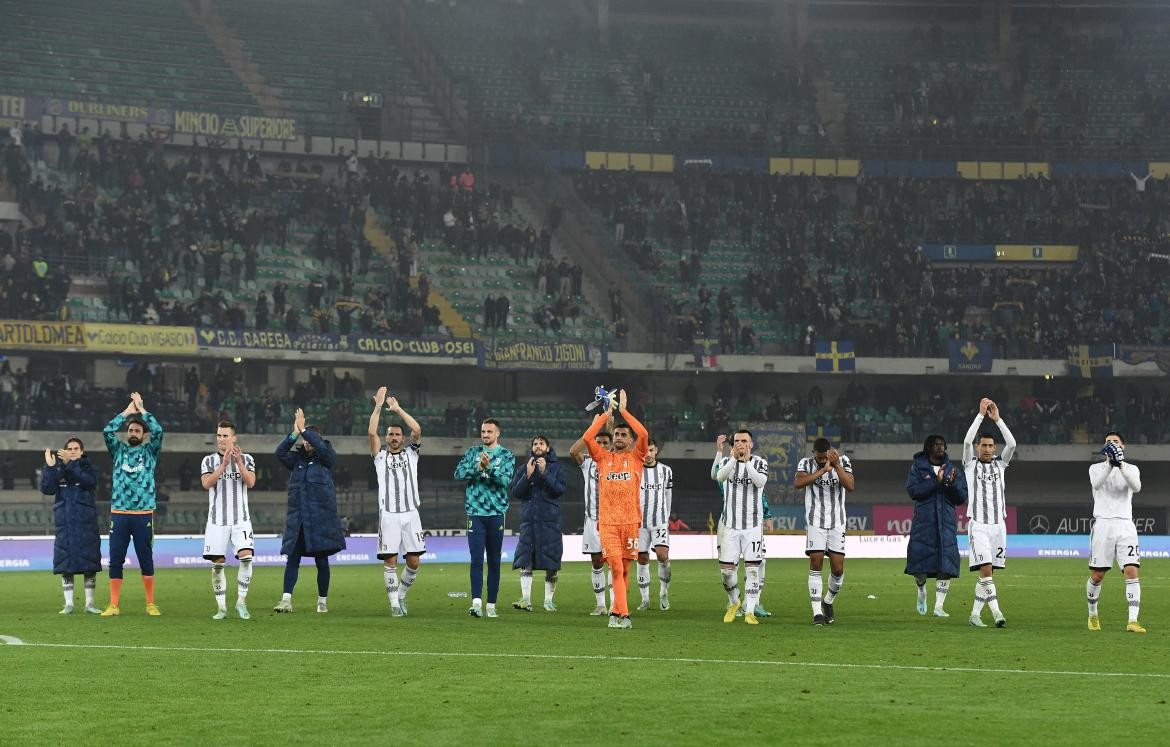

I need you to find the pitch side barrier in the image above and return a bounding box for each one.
[0,534,1167,571]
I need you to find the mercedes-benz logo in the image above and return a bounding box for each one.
[1029,515,1050,534]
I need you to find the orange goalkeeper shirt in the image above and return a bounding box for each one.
[584,411,648,526]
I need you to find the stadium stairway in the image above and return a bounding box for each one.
[362,212,472,338]
[185,0,285,117]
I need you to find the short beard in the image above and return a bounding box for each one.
[127,437,142,446]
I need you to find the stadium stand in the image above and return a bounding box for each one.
[0,0,261,116]
[411,1,820,154]
[573,166,1170,357]
[215,0,453,140]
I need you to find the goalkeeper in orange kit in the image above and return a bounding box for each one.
[582,389,648,629]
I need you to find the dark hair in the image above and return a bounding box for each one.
[482,418,501,430]
[612,419,632,435]
[531,434,550,448]
[813,437,831,453]
[977,432,997,443]
[646,437,659,449]
[126,417,146,431]
[385,423,405,435]
[217,420,237,434]
[733,429,754,441]
[923,434,946,452]
[303,424,321,436]
[1105,431,1125,444]
[595,431,612,442]
[65,437,84,451]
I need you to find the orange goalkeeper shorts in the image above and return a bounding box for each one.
[600,523,640,560]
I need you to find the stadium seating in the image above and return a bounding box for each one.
[410,2,819,154]
[812,25,1018,156]
[216,0,451,140]
[0,0,261,115]
[419,242,611,343]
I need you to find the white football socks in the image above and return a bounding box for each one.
[657,560,671,600]
[637,563,651,604]
[237,557,253,603]
[1086,578,1101,616]
[1126,578,1141,623]
[825,573,844,604]
[934,579,950,612]
[591,566,606,606]
[62,574,74,608]
[400,566,418,603]
[384,565,400,608]
[808,570,823,616]
[519,569,533,602]
[744,565,761,616]
[212,563,227,611]
[720,567,740,606]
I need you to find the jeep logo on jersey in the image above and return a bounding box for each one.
[606,471,632,481]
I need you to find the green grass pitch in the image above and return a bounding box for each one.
[1,558,1166,745]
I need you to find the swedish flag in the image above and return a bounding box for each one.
[1067,344,1114,378]
[815,340,856,372]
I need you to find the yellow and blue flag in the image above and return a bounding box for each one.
[1067,344,1114,378]
[815,340,855,372]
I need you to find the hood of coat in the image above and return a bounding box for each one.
[913,450,952,469]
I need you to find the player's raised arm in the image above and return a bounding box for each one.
[201,452,229,490]
[389,396,423,445]
[569,437,587,466]
[618,392,649,458]
[301,427,336,468]
[483,446,516,488]
[275,428,299,470]
[103,404,134,455]
[794,457,826,489]
[582,413,609,461]
[742,457,768,489]
[1120,462,1141,493]
[942,465,967,506]
[987,402,1017,464]
[962,407,984,467]
[368,386,387,456]
[906,463,937,501]
[454,447,479,480]
[711,434,728,480]
[830,450,854,491]
[239,451,256,488]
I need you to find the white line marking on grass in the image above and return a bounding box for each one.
[0,635,24,645]
[5,640,1168,679]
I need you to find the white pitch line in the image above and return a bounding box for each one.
[2,639,1167,679]
[0,635,23,645]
